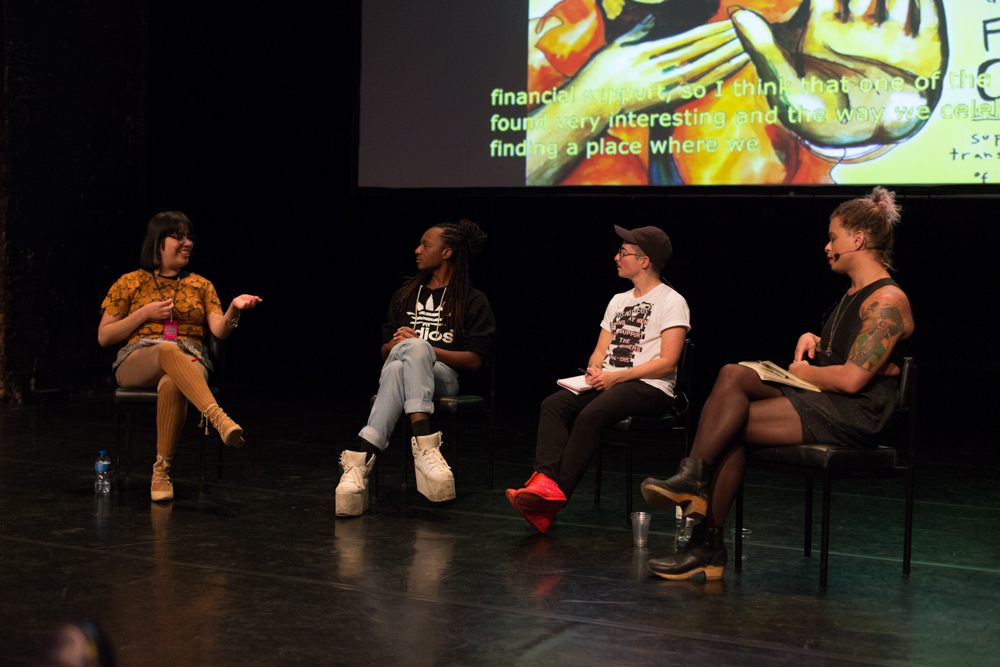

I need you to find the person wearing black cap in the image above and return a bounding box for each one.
[506,225,690,533]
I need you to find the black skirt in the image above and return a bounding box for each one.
[781,375,900,449]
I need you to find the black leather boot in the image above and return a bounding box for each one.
[640,457,710,518]
[647,525,726,581]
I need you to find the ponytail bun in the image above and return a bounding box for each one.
[831,186,902,270]
[456,219,487,255]
[868,186,901,226]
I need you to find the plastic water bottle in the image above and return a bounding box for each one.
[94,451,111,494]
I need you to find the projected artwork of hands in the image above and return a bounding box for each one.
[524,0,952,186]
[731,0,947,149]
[526,18,750,185]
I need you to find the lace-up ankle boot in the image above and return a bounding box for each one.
[151,455,174,502]
[647,524,727,581]
[506,472,567,533]
[336,450,376,516]
[640,457,710,518]
[411,432,455,502]
[199,403,244,448]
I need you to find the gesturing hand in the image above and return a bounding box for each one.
[144,299,174,320]
[231,295,262,310]
[731,0,947,148]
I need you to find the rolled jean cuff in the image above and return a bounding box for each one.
[404,398,435,415]
[358,426,389,451]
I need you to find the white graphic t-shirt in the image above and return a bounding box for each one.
[600,282,690,396]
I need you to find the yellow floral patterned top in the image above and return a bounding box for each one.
[101,269,223,345]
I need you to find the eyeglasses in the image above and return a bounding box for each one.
[166,233,197,245]
[617,246,643,260]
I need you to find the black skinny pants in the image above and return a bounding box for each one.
[534,381,674,499]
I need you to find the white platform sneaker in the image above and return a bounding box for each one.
[336,450,375,516]
[411,432,456,502]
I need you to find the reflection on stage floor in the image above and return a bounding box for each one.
[2,389,998,666]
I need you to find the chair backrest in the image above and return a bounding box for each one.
[672,339,694,415]
[897,357,916,412]
[676,338,693,390]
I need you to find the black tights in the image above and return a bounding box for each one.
[690,365,808,527]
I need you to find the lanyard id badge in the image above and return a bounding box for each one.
[153,271,180,340]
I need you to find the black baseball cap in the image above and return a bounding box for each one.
[614,225,672,271]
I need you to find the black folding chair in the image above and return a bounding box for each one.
[595,339,694,525]
[735,357,917,588]
[113,334,226,492]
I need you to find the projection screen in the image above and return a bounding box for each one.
[358,1,1000,189]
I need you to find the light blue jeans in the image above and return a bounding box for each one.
[359,338,460,450]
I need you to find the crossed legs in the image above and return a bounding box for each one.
[644,364,808,580]
[117,343,239,500]
[358,338,458,452]
[338,339,460,515]
[690,364,806,528]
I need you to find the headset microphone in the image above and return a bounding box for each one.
[832,247,882,261]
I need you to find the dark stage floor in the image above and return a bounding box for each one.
[1,390,998,666]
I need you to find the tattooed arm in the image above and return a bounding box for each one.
[789,287,914,394]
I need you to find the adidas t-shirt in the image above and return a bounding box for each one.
[600,282,690,396]
[382,283,494,364]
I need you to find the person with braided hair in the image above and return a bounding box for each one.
[641,187,914,581]
[337,220,495,516]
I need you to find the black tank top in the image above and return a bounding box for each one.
[816,278,903,368]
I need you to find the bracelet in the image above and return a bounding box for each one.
[226,314,240,329]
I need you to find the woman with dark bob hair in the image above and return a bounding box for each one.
[98,211,262,501]
[641,187,914,581]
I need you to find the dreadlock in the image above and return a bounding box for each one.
[396,219,487,338]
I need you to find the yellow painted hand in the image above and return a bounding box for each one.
[731,0,947,149]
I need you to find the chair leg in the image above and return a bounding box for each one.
[125,408,133,486]
[487,407,496,491]
[903,465,915,577]
[373,454,379,499]
[448,412,459,485]
[733,482,743,572]
[114,405,122,492]
[735,485,744,572]
[199,421,207,493]
[820,473,832,588]
[400,423,408,487]
[594,445,603,506]
[217,438,224,481]
[805,477,814,557]
[625,433,633,526]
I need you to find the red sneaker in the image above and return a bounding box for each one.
[506,472,567,533]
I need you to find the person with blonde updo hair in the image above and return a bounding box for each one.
[336,220,495,516]
[640,187,914,581]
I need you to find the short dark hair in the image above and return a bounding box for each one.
[140,211,194,272]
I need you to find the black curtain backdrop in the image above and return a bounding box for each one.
[3,1,996,459]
